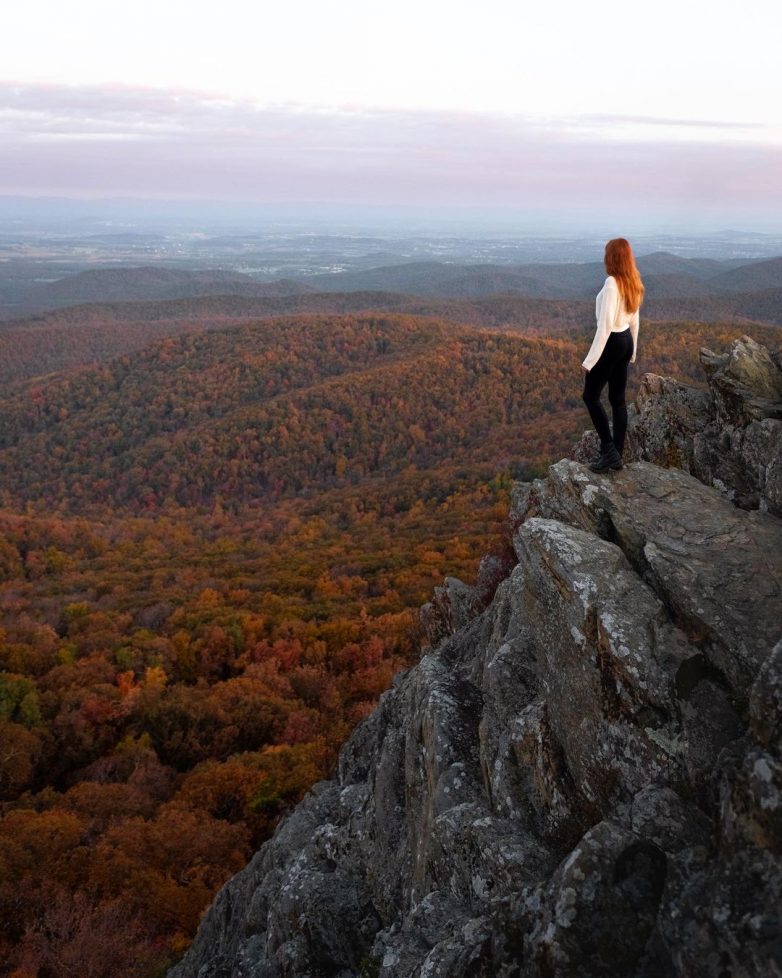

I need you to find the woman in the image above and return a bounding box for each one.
[581,238,644,472]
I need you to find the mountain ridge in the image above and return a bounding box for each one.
[4,253,781,320]
[2,287,781,387]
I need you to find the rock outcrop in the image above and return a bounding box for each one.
[571,334,782,516]
[168,335,782,978]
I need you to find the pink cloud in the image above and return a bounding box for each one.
[0,81,779,218]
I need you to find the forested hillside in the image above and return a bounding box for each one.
[2,314,779,515]
[2,285,780,385]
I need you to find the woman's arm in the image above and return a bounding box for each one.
[629,308,639,363]
[582,280,619,371]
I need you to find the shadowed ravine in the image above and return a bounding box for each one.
[168,335,782,978]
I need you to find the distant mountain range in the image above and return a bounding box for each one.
[2,284,781,386]
[3,252,781,319]
[18,265,314,309]
[298,252,782,298]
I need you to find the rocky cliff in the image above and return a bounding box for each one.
[168,335,782,978]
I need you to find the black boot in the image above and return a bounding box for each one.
[589,439,623,472]
[588,439,612,466]
[594,442,625,464]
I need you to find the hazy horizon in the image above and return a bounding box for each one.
[1,192,781,240]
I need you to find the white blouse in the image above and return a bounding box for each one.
[582,275,639,371]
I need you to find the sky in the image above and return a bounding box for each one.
[1,0,781,230]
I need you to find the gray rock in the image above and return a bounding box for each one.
[519,818,668,978]
[750,636,782,749]
[518,458,782,704]
[419,576,482,647]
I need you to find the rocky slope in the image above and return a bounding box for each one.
[168,334,782,978]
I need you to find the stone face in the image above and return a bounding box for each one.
[168,337,782,978]
[513,517,695,814]
[519,819,669,978]
[515,458,782,705]
[419,576,482,647]
[419,551,517,649]
[701,335,782,426]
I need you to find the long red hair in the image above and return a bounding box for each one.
[604,238,644,314]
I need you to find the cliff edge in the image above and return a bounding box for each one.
[168,335,782,978]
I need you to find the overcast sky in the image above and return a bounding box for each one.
[1,0,780,228]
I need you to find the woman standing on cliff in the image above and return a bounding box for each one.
[581,237,644,472]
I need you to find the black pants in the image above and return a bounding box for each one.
[582,327,633,453]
